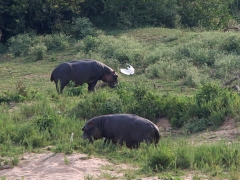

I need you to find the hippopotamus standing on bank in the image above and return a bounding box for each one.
[82,114,160,148]
[50,59,118,93]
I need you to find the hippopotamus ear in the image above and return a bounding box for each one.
[82,121,95,131]
[88,121,95,127]
[86,122,95,130]
[113,71,118,77]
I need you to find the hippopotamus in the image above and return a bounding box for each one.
[81,114,160,148]
[50,59,118,93]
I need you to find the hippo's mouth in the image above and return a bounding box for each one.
[109,81,118,88]
[82,133,93,142]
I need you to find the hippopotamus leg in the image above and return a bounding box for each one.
[104,138,113,145]
[88,80,98,91]
[56,80,69,94]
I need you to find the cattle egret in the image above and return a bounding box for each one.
[70,133,74,143]
[120,64,135,75]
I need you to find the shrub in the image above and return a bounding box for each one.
[8,34,33,57]
[183,117,208,133]
[65,81,87,96]
[193,143,240,170]
[43,33,71,51]
[82,36,98,53]
[163,96,191,128]
[188,83,240,128]
[177,45,216,67]
[35,113,57,135]
[71,17,98,40]
[145,146,175,171]
[0,43,8,54]
[71,89,125,119]
[145,59,188,80]
[28,43,47,60]
[213,54,240,80]
[182,66,210,88]
[220,35,240,54]
[96,35,144,64]
[131,90,163,120]
[0,81,34,103]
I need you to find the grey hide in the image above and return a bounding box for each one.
[82,114,160,148]
[50,59,118,93]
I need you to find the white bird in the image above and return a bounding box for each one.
[70,133,74,143]
[120,64,135,75]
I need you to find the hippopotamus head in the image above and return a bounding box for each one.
[102,70,118,88]
[82,121,102,142]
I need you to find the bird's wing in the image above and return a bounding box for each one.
[120,68,131,75]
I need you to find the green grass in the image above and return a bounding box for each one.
[1,27,240,179]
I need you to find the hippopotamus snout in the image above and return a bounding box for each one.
[82,124,100,143]
[108,79,118,88]
[82,131,93,142]
[107,72,118,88]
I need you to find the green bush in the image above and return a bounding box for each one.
[163,96,191,128]
[145,146,175,171]
[82,36,99,53]
[8,34,33,57]
[28,43,47,60]
[183,117,208,133]
[35,113,57,136]
[93,35,144,64]
[71,89,125,119]
[145,59,188,80]
[185,83,240,128]
[182,66,210,88]
[71,17,98,40]
[177,45,216,67]
[220,34,240,54]
[213,54,240,79]
[43,33,71,51]
[193,143,240,170]
[131,89,163,120]
[8,33,72,58]
[65,81,87,96]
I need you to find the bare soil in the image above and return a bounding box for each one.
[1,118,239,180]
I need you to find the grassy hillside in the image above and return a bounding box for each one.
[1,27,240,179]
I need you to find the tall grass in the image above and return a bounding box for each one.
[74,136,240,178]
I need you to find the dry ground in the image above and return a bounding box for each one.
[1,118,240,180]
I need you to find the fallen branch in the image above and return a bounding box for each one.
[224,27,240,32]
[222,73,240,92]
[223,76,240,86]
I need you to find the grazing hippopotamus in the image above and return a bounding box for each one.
[50,59,118,93]
[82,114,160,148]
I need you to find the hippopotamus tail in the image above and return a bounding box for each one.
[154,129,161,145]
[50,72,54,82]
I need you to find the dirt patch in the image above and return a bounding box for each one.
[188,118,240,145]
[0,152,134,180]
[156,117,240,143]
[24,73,50,79]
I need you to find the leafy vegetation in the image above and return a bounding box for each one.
[1,27,240,179]
[1,0,239,42]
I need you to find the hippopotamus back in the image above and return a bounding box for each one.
[50,60,118,93]
[82,114,160,148]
